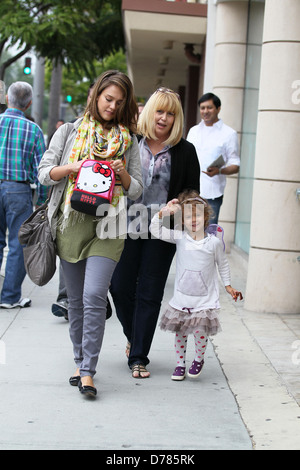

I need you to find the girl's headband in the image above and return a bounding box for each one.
[180,197,207,206]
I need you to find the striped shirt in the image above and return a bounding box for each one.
[0,108,47,205]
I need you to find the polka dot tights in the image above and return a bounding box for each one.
[175,331,208,367]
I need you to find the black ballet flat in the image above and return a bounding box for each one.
[78,380,97,398]
[69,375,81,387]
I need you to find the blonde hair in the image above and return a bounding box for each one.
[137,88,183,146]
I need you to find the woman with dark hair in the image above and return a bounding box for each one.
[110,87,200,378]
[38,70,143,398]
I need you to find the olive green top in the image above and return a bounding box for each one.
[56,196,124,263]
[38,120,143,241]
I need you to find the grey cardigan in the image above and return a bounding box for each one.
[38,118,143,239]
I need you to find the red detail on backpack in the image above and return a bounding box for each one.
[71,159,115,216]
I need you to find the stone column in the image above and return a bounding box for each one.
[213,1,249,248]
[245,0,300,313]
[47,61,63,141]
[184,65,200,137]
[32,56,45,128]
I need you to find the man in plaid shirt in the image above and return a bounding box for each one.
[0,81,47,309]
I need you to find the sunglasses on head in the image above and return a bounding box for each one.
[155,87,181,101]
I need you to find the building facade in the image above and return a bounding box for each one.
[122,0,300,314]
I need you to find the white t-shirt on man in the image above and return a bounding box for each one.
[187,119,240,199]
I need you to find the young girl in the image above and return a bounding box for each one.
[150,189,242,381]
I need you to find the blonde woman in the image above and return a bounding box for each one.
[110,87,200,378]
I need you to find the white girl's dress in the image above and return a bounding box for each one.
[150,214,231,336]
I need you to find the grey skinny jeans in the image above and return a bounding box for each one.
[61,256,117,378]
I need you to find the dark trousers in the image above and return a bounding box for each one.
[110,236,176,367]
[207,195,223,224]
[0,181,33,303]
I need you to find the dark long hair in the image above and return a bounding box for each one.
[85,70,138,133]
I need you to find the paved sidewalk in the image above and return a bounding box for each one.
[0,246,299,451]
[211,247,300,450]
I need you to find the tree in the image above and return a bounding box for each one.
[0,49,33,86]
[25,49,126,134]
[0,0,124,80]
[46,49,127,136]
[60,49,128,117]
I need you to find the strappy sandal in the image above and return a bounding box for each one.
[131,363,150,379]
[125,341,131,358]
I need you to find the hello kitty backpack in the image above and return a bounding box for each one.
[71,159,115,216]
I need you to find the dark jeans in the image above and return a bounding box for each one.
[110,236,176,368]
[207,195,223,225]
[0,181,33,303]
[57,262,68,302]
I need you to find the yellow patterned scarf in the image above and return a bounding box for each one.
[63,113,132,223]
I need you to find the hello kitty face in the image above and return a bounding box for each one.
[77,161,112,194]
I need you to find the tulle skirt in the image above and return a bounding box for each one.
[159,304,221,336]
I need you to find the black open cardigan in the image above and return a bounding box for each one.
[167,137,200,200]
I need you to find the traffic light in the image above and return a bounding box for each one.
[65,95,72,103]
[23,57,31,75]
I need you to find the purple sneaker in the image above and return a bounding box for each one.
[187,360,204,378]
[171,366,186,381]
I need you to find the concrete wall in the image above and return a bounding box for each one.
[245,0,300,313]
[212,1,249,249]
[204,0,300,313]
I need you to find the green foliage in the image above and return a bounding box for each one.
[0,50,33,86]
[61,49,128,116]
[43,48,127,101]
